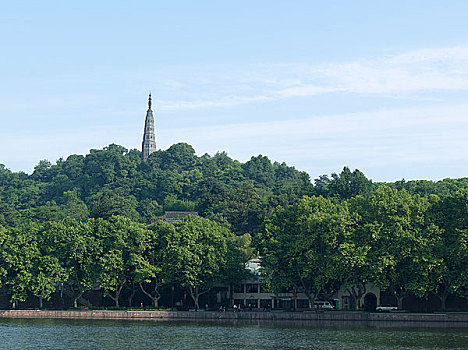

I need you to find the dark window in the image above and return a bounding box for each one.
[297,299,310,308]
[278,299,292,309]
[246,284,259,293]
[260,299,271,308]
[233,284,244,293]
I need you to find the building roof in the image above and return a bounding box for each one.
[161,211,199,224]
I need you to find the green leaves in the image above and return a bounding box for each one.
[161,215,246,308]
[90,189,140,221]
[1,221,68,305]
[257,187,467,310]
[1,143,468,310]
[257,196,351,303]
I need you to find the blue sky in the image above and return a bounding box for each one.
[1,0,468,181]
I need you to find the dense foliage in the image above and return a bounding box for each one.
[0,215,248,308]
[256,189,468,310]
[3,142,468,232]
[1,143,467,309]
[0,143,314,233]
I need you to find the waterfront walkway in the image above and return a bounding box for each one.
[1,310,467,327]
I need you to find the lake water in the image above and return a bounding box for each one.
[0,318,466,349]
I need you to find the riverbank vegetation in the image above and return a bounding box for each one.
[258,189,467,310]
[0,143,467,310]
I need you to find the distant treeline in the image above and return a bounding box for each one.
[2,142,468,232]
[0,143,467,309]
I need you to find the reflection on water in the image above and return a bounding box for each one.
[205,317,468,329]
[0,318,467,350]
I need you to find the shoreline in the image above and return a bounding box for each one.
[1,310,467,328]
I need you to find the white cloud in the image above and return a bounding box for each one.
[157,94,274,111]
[156,45,468,111]
[2,102,468,181]
[152,103,468,180]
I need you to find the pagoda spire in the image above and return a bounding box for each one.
[141,93,157,161]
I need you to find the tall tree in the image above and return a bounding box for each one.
[257,196,351,308]
[2,222,68,308]
[428,189,468,309]
[41,219,101,308]
[60,190,89,221]
[349,187,440,309]
[315,167,374,200]
[136,220,173,307]
[162,215,245,309]
[94,216,151,307]
[224,181,264,235]
[90,189,140,221]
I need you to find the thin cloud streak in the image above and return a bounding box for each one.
[155,103,468,180]
[2,46,468,181]
[3,103,468,181]
[157,45,468,112]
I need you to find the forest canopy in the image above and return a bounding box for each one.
[0,143,467,310]
[2,142,467,233]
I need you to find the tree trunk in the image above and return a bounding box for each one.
[191,286,200,310]
[300,279,319,310]
[432,285,450,311]
[127,289,136,307]
[442,286,450,310]
[188,286,210,310]
[347,284,366,310]
[397,295,404,310]
[440,287,450,310]
[347,289,359,310]
[303,289,319,310]
[73,291,85,308]
[108,285,123,307]
[39,296,43,309]
[390,285,408,311]
[139,281,161,307]
[113,294,120,308]
[441,296,447,310]
[63,285,92,308]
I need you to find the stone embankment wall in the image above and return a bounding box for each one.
[0,310,467,327]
